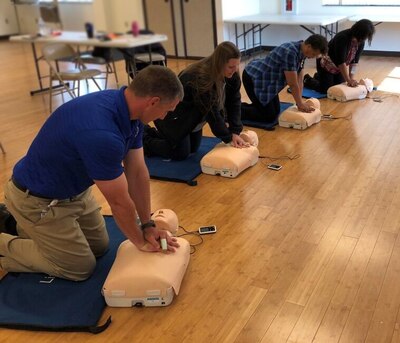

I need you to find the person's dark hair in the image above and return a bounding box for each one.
[305,34,328,55]
[128,65,183,103]
[350,19,375,45]
[181,41,241,113]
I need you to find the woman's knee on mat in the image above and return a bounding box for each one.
[169,140,192,160]
[170,147,191,161]
[319,83,331,94]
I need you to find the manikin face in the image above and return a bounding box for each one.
[152,209,178,234]
[153,209,168,220]
[223,58,240,78]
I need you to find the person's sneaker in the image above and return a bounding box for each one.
[304,75,320,90]
[143,125,160,138]
[0,204,17,236]
[303,73,312,84]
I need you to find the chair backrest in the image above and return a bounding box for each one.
[42,43,76,62]
[123,29,167,58]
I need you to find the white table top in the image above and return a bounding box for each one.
[224,14,348,26]
[348,15,400,23]
[10,31,168,48]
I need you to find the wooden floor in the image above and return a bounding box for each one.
[1,39,400,343]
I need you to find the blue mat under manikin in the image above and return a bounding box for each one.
[301,87,327,99]
[0,216,125,333]
[287,87,327,99]
[242,102,293,130]
[145,136,221,186]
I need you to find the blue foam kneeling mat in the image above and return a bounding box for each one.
[289,86,376,98]
[287,87,327,99]
[302,87,327,99]
[242,102,293,130]
[145,136,221,186]
[0,216,125,333]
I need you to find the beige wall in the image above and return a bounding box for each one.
[14,0,224,53]
[15,0,144,35]
[101,0,144,33]
[16,3,94,34]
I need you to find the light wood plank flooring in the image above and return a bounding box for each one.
[1,39,400,342]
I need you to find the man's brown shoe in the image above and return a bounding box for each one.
[0,267,7,281]
[0,203,17,235]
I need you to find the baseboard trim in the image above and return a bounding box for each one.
[363,50,400,57]
[240,45,400,58]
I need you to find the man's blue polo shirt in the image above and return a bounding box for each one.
[245,41,305,106]
[13,87,143,199]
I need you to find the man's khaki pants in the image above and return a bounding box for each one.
[0,180,109,281]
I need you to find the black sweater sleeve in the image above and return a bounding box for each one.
[224,72,243,135]
[352,41,365,64]
[205,101,233,144]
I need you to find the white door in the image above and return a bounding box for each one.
[0,0,19,36]
[181,0,216,58]
[144,0,177,56]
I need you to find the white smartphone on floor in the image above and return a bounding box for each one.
[267,164,282,171]
[198,225,217,235]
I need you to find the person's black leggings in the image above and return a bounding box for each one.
[305,59,345,94]
[143,127,202,161]
[241,69,280,123]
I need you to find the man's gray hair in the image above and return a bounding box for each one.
[128,65,184,102]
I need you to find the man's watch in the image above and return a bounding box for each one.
[140,219,156,230]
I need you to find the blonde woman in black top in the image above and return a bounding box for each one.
[143,41,247,161]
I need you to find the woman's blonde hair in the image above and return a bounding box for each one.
[181,41,240,114]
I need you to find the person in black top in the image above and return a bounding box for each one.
[143,41,247,161]
[304,19,375,93]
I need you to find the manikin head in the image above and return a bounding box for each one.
[151,209,179,235]
[239,130,259,147]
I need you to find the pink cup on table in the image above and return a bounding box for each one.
[131,21,139,37]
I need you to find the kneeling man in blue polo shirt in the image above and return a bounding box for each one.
[0,65,183,281]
